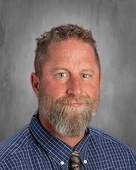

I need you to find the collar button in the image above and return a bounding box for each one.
[60,161,64,165]
[84,160,87,164]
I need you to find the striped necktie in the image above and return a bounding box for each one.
[70,150,80,170]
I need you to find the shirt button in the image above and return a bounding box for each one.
[84,160,87,164]
[60,161,64,165]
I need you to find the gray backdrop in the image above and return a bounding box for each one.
[0,0,136,151]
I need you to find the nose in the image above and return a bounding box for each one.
[66,76,83,97]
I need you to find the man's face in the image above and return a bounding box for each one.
[38,38,101,137]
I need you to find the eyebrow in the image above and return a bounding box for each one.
[81,69,94,72]
[79,69,95,75]
[53,67,94,74]
[53,67,68,71]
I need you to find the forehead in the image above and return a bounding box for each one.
[41,38,99,74]
[47,38,95,60]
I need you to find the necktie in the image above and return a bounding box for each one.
[70,150,80,170]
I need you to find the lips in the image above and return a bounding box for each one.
[63,103,84,107]
[56,95,91,107]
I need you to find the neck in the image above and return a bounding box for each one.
[39,113,85,147]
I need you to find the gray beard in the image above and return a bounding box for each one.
[39,94,99,137]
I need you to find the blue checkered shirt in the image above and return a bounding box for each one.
[0,113,136,169]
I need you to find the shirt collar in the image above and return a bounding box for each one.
[30,112,91,166]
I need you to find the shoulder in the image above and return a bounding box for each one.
[89,126,136,151]
[0,124,34,163]
[88,126,136,160]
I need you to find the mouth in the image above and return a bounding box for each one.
[64,103,84,107]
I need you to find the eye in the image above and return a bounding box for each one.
[57,73,68,78]
[82,74,90,78]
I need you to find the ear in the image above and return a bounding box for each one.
[30,73,40,98]
[100,74,102,86]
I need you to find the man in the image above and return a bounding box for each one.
[0,24,136,169]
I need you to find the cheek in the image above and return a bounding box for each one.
[45,83,67,100]
[84,83,100,98]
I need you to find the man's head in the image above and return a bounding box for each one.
[31,24,102,137]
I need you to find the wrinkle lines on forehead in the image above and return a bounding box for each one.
[45,40,95,60]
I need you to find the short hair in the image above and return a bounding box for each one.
[34,24,100,77]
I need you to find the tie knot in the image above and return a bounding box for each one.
[70,150,80,170]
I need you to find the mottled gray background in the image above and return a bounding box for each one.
[0,0,136,151]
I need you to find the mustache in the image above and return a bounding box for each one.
[55,95,92,105]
